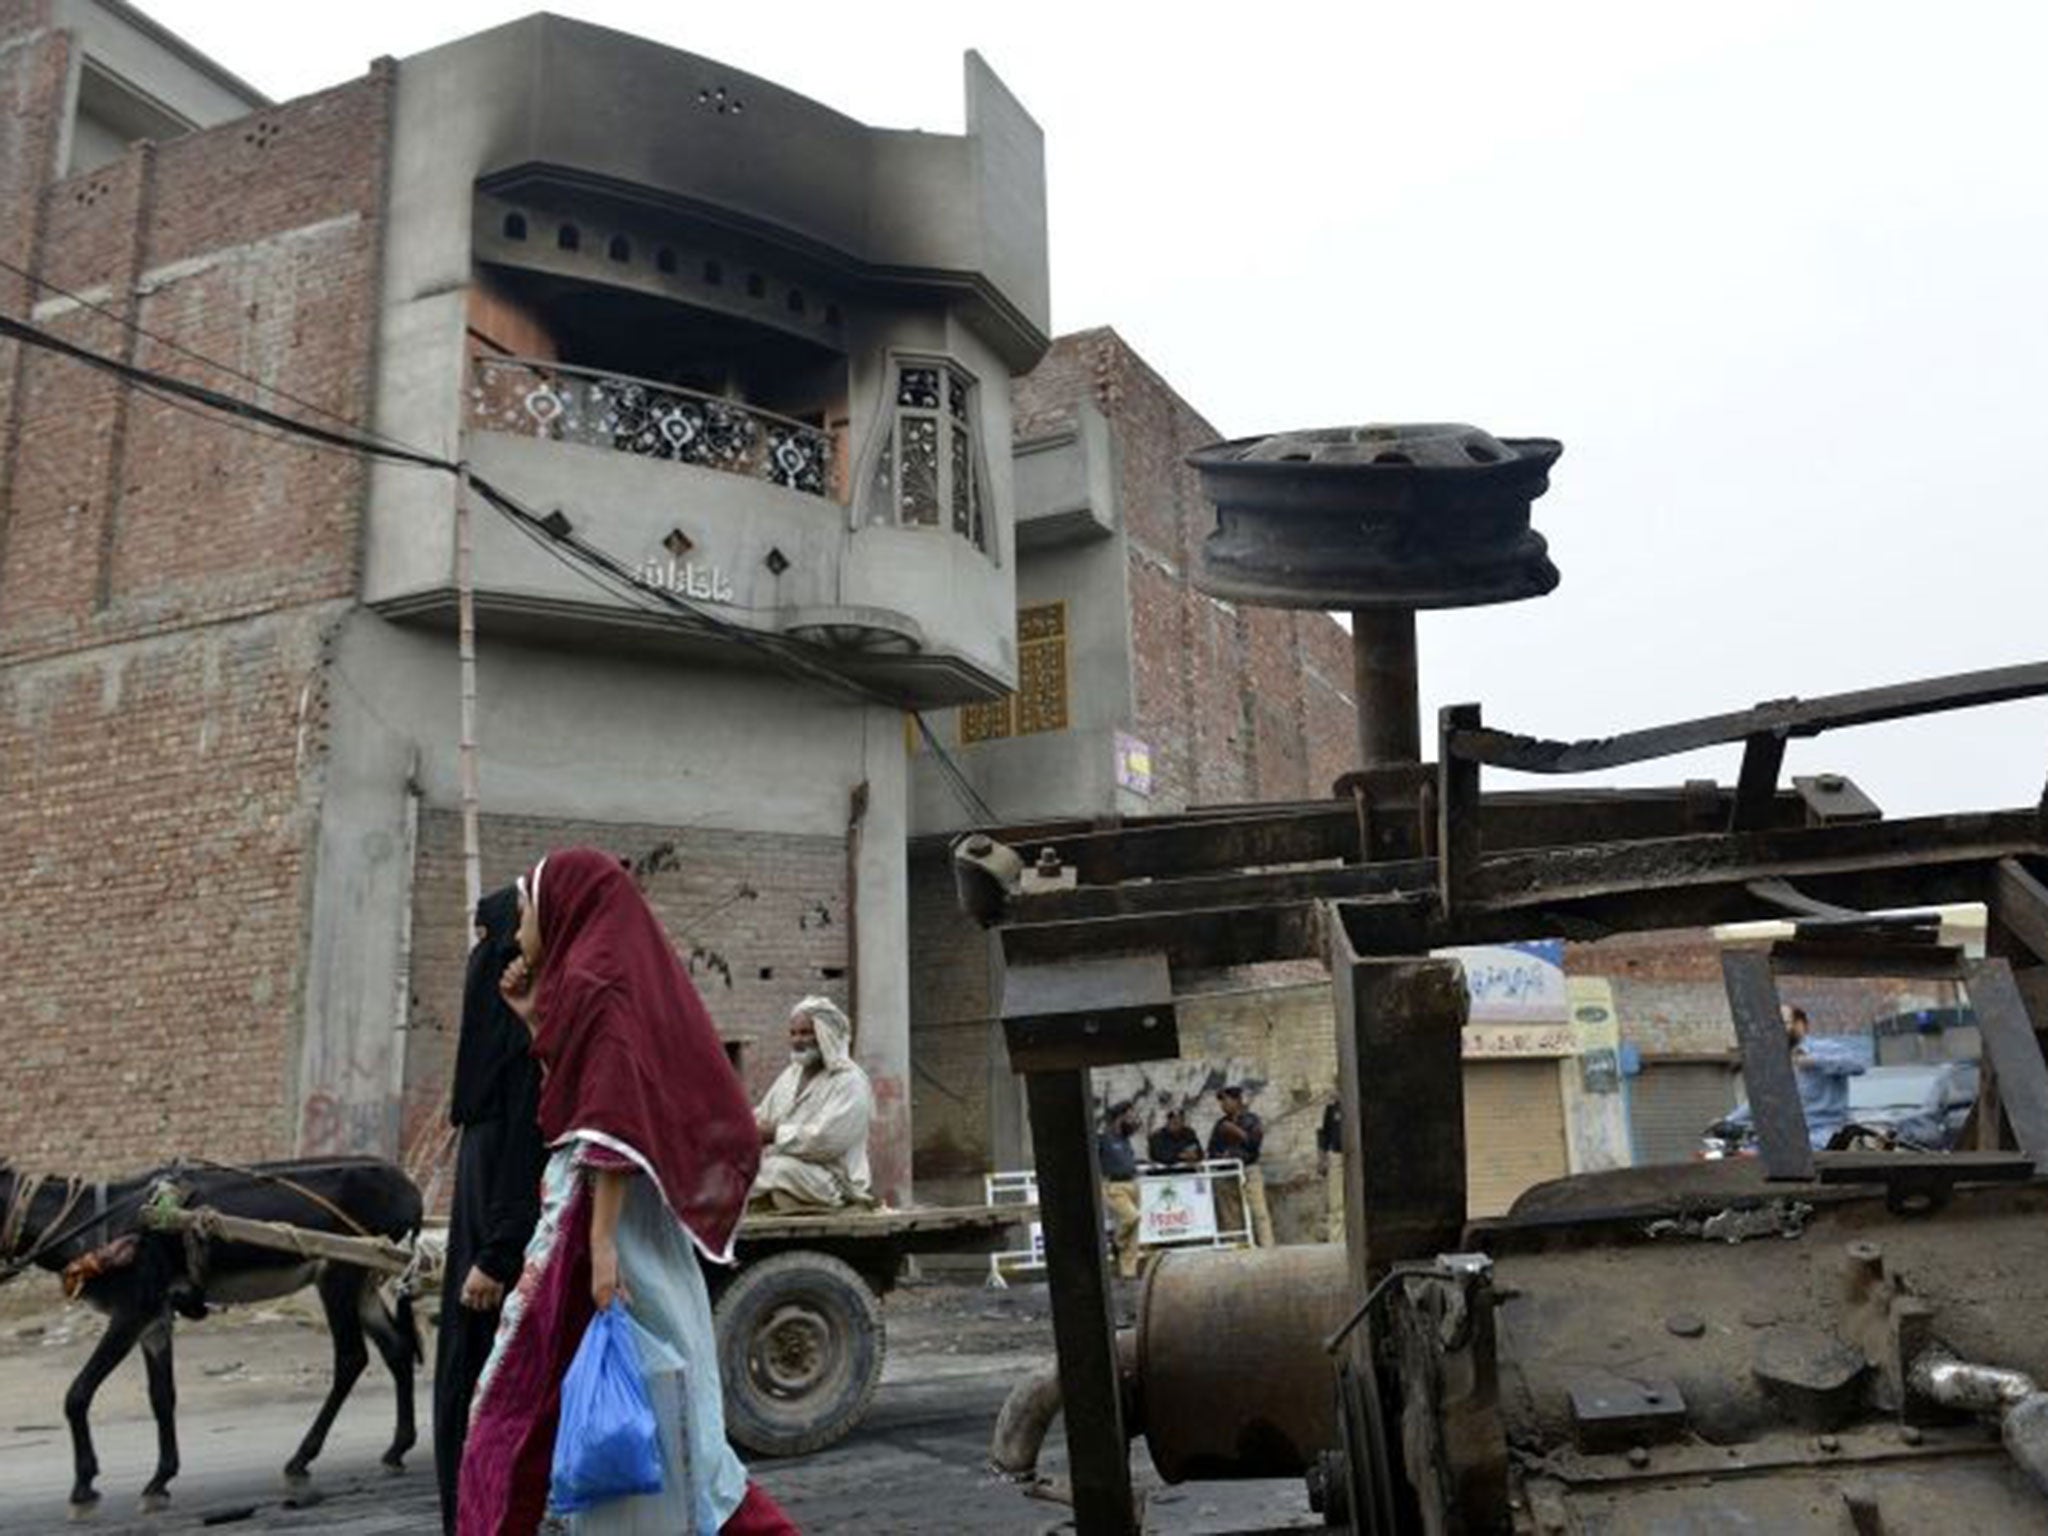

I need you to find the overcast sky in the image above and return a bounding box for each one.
[148,1,2048,817]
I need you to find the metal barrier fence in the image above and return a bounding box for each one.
[983,1160,1250,1287]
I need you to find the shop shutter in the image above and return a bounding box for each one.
[1630,1061,1739,1165]
[1463,1060,1569,1218]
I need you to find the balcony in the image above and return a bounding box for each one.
[468,354,838,498]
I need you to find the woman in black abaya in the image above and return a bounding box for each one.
[433,886,547,1535]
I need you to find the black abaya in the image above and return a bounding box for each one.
[433,888,546,1535]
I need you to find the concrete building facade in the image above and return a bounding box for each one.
[0,1,1050,1204]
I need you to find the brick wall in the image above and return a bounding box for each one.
[401,809,851,1162]
[2,72,389,654]
[0,11,70,516]
[0,605,343,1170]
[0,34,391,1172]
[1568,929,1957,1057]
[1012,329,1360,813]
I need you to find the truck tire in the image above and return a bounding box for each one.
[714,1250,886,1457]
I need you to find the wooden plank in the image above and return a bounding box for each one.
[737,1204,1036,1241]
[142,1207,419,1278]
[1024,1068,1136,1536]
[1992,858,2048,964]
[1963,958,2048,1170]
[1449,659,2048,775]
[1721,950,1813,1181]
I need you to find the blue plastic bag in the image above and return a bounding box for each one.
[550,1300,664,1513]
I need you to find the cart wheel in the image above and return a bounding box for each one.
[714,1250,886,1457]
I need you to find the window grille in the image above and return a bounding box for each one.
[960,603,1068,742]
[869,359,990,551]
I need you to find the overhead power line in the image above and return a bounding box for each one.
[0,252,433,461]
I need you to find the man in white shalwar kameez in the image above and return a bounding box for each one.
[750,997,875,1211]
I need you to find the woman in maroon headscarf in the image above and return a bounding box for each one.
[457,848,798,1535]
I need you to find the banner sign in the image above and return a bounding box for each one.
[1138,1172,1218,1244]
[1440,938,1568,1025]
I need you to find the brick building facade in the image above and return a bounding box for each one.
[0,1,382,1166]
[1007,327,1360,813]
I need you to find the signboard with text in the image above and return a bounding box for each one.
[1440,939,1568,1025]
[1461,1022,1578,1058]
[1138,1172,1218,1245]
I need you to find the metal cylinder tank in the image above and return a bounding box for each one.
[1136,1242,1352,1482]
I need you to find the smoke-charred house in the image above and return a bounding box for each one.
[0,0,1051,1202]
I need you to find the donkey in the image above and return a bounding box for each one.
[0,1156,423,1514]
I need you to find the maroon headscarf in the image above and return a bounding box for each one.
[526,848,758,1262]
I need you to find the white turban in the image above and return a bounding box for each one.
[793,995,854,1070]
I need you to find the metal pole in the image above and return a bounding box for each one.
[1350,608,1421,769]
[1023,1069,1136,1536]
[455,467,483,924]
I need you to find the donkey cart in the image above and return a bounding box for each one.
[142,1189,1034,1459]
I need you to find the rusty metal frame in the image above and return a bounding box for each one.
[970,659,2048,1536]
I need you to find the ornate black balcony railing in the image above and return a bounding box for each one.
[468,355,835,498]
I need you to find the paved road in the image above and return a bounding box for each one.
[0,1282,1077,1535]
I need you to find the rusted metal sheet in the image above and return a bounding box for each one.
[1794,773,1884,825]
[999,952,1178,1073]
[1992,857,2048,964]
[1489,1176,2048,1528]
[1965,958,2048,1168]
[1333,949,1470,1286]
[1722,948,1815,1180]
[999,903,1332,971]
